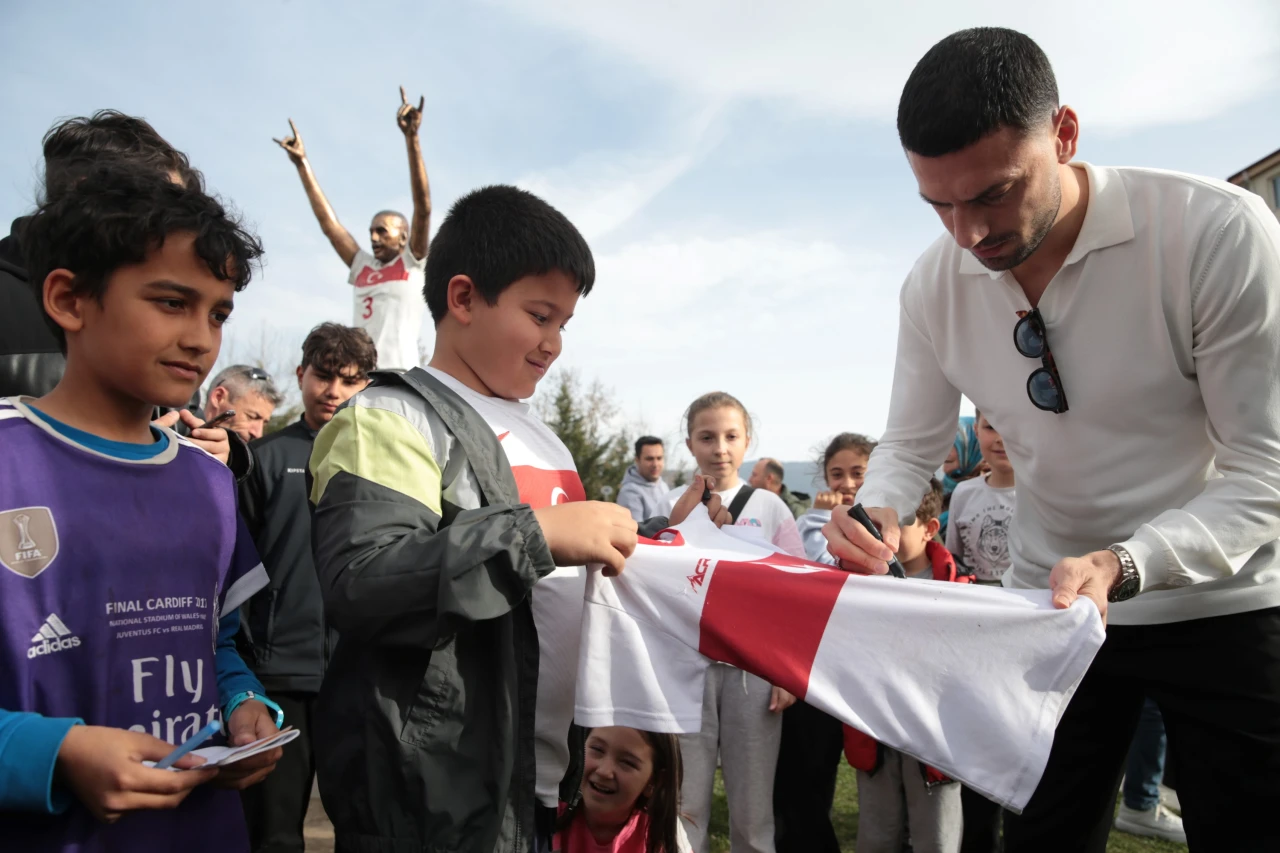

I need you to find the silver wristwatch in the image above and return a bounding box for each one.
[1106,545,1140,603]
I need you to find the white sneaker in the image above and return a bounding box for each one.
[1115,803,1187,844]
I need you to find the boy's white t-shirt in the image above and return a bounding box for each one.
[424,368,586,809]
[575,510,1105,811]
[946,476,1016,583]
[667,481,805,558]
[348,248,427,370]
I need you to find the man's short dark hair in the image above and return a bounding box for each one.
[22,163,263,350]
[301,322,378,379]
[425,185,594,324]
[41,110,203,201]
[897,28,1059,158]
[372,209,408,231]
[634,436,663,457]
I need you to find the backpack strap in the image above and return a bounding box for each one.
[362,367,520,507]
[726,486,756,524]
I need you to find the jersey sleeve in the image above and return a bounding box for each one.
[575,549,710,733]
[347,249,375,285]
[220,513,268,615]
[402,248,427,272]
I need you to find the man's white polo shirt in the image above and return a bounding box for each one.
[858,162,1280,625]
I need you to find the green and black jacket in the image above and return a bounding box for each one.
[309,368,559,853]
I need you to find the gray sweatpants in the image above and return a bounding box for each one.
[855,749,962,853]
[679,663,781,853]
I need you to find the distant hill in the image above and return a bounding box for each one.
[662,460,822,495]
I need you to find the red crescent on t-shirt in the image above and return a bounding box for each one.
[354,256,410,288]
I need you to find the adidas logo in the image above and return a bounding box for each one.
[28,613,81,659]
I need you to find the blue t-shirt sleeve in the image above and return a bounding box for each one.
[215,611,265,712]
[0,709,83,813]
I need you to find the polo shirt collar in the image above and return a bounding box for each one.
[957,161,1136,278]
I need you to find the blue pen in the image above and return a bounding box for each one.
[154,720,221,770]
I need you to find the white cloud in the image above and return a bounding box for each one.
[517,106,725,241]
[554,229,907,461]
[490,0,1280,131]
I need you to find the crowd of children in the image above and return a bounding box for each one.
[0,103,1185,853]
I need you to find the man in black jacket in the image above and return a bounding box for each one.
[237,322,376,853]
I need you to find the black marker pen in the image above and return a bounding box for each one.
[848,504,907,578]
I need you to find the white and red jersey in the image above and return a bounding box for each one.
[347,248,427,371]
[425,368,586,808]
[575,510,1104,811]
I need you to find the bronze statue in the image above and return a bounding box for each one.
[274,88,431,369]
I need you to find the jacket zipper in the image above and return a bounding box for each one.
[262,587,278,662]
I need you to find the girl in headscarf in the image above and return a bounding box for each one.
[938,415,984,537]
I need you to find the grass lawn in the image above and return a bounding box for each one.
[705,764,1187,853]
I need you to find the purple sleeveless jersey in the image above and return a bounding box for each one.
[0,398,267,852]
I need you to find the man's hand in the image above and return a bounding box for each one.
[534,502,638,576]
[153,410,231,465]
[813,491,847,511]
[215,701,282,790]
[769,686,797,713]
[669,474,733,528]
[56,725,217,823]
[397,86,424,136]
[823,505,900,574]
[1049,549,1122,623]
[273,119,307,165]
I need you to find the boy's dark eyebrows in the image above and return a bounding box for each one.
[143,279,234,310]
[528,298,573,319]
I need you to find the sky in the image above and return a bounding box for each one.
[3,0,1279,468]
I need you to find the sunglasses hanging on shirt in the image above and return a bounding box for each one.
[1013,308,1069,414]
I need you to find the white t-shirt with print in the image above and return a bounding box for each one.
[946,475,1016,583]
[424,368,585,809]
[667,481,805,559]
[348,248,426,371]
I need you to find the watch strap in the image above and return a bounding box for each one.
[1106,545,1140,602]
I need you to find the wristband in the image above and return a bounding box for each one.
[224,691,285,729]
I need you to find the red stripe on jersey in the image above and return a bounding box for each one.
[698,556,847,699]
[353,256,409,288]
[510,465,586,509]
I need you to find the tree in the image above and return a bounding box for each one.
[535,370,633,502]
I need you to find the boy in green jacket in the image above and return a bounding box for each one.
[309,185,643,852]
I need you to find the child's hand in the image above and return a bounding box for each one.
[534,502,638,576]
[216,701,283,790]
[669,474,732,528]
[813,491,845,511]
[769,686,797,713]
[55,725,218,823]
